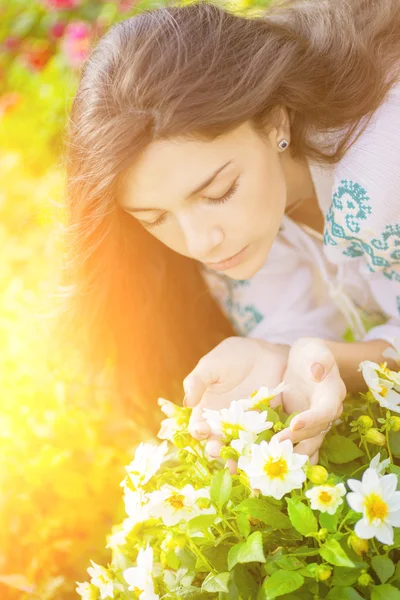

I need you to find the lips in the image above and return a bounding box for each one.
[204,245,248,271]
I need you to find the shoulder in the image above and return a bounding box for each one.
[323,80,400,282]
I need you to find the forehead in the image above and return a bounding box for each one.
[118,122,258,209]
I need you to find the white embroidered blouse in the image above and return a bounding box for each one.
[201,80,400,348]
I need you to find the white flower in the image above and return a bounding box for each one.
[202,401,273,441]
[125,441,168,488]
[123,546,159,600]
[158,397,181,417]
[383,340,400,365]
[369,453,391,476]
[305,483,346,514]
[347,468,400,545]
[76,581,99,600]
[157,398,188,440]
[238,383,288,411]
[147,484,215,527]
[231,430,258,455]
[87,561,114,599]
[359,361,400,414]
[238,438,308,500]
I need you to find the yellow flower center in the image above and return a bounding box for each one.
[379,386,389,398]
[264,457,288,479]
[133,587,143,596]
[318,490,334,505]
[364,493,389,522]
[167,494,185,510]
[222,422,243,439]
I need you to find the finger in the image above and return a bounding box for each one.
[188,405,211,440]
[310,450,319,465]
[205,435,223,458]
[294,433,324,459]
[183,359,219,408]
[289,391,341,439]
[225,458,238,474]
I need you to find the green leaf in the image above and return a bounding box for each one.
[236,512,250,538]
[210,468,232,509]
[320,539,355,568]
[286,498,318,536]
[319,511,339,533]
[233,565,258,600]
[187,514,216,536]
[291,546,320,557]
[202,572,230,593]
[234,498,291,529]
[165,548,180,570]
[331,566,361,586]
[388,432,400,458]
[323,435,364,464]
[274,556,305,571]
[262,570,304,599]
[372,584,400,600]
[389,463,400,486]
[326,587,364,600]
[227,531,266,570]
[372,555,395,584]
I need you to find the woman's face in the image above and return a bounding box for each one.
[119,119,290,280]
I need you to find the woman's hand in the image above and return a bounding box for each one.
[273,338,346,464]
[183,336,290,457]
[183,336,346,467]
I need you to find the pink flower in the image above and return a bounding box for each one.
[43,0,82,9]
[49,22,66,40]
[61,21,91,68]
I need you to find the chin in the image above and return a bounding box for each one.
[224,245,267,280]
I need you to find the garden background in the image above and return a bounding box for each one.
[0,0,268,598]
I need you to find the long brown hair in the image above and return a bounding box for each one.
[63,0,400,423]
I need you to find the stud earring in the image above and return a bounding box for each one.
[278,139,289,150]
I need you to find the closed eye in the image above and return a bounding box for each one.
[205,177,240,205]
[137,177,240,230]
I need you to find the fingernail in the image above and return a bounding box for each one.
[292,420,305,431]
[311,362,325,381]
[194,423,209,436]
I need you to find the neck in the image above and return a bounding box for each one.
[281,152,316,210]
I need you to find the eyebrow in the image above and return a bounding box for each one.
[125,160,233,213]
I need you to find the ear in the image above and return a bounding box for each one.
[268,105,291,146]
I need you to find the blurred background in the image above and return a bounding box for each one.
[0,0,268,598]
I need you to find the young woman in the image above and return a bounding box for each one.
[64,0,400,462]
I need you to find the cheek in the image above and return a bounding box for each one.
[147,222,190,257]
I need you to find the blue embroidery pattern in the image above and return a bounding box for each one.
[324,179,400,285]
[203,270,264,335]
[222,278,263,336]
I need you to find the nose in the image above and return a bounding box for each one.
[179,212,224,261]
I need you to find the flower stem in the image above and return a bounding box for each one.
[363,441,372,461]
[386,428,394,463]
[186,537,217,574]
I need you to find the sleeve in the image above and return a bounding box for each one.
[322,80,400,348]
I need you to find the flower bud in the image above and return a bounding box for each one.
[273,422,285,433]
[172,431,193,448]
[389,417,400,432]
[196,497,212,510]
[307,465,329,485]
[348,534,369,555]
[358,573,373,587]
[317,528,328,542]
[357,415,373,430]
[220,446,239,462]
[365,428,386,446]
[316,565,332,581]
